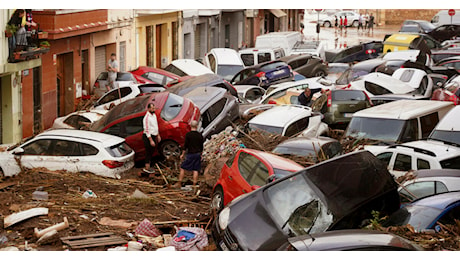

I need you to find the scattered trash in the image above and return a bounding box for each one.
[127,241,143,251]
[32,190,48,201]
[60,232,127,249]
[129,188,150,199]
[202,126,244,163]
[170,227,208,251]
[3,207,49,228]
[156,246,176,251]
[135,218,162,238]
[82,190,97,199]
[36,229,59,245]
[0,234,8,245]
[98,217,138,228]
[34,217,69,238]
[0,246,19,251]
[107,245,128,251]
[79,215,89,220]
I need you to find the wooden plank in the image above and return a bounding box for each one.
[60,232,114,241]
[0,182,15,190]
[70,240,126,249]
[64,237,125,246]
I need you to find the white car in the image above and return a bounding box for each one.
[348,72,421,98]
[399,169,460,203]
[381,50,434,67]
[429,105,460,146]
[234,85,266,103]
[259,77,333,105]
[0,129,135,179]
[204,48,245,81]
[164,59,214,77]
[290,40,328,60]
[52,110,108,130]
[391,68,434,98]
[91,83,165,111]
[93,72,138,99]
[373,140,460,178]
[319,11,363,27]
[247,105,329,138]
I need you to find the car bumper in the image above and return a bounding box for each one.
[211,217,241,251]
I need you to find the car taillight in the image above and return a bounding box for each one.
[268,100,277,104]
[327,92,332,107]
[346,84,351,89]
[94,82,99,88]
[256,71,266,78]
[365,49,376,54]
[449,95,458,105]
[102,160,124,169]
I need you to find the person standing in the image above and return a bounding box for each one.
[368,13,375,33]
[358,14,363,32]
[107,53,119,91]
[339,16,343,33]
[334,15,338,33]
[7,9,27,61]
[175,120,204,190]
[344,16,348,33]
[142,103,161,174]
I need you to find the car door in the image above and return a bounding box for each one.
[19,139,78,173]
[103,116,144,160]
[226,151,265,201]
[202,98,228,138]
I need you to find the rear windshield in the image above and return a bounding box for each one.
[217,65,244,81]
[116,73,135,81]
[106,142,133,157]
[365,81,393,95]
[248,123,283,135]
[430,130,460,147]
[241,54,255,66]
[161,93,184,121]
[164,64,186,77]
[261,61,287,71]
[332,90,367,101]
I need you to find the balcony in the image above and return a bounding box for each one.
[6,28,50,63]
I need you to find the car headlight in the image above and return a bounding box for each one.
[218,207,230,230]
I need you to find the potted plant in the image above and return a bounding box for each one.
[39,41,50,48]
[5,24,18,37]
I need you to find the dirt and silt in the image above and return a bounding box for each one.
[0,129,459,251]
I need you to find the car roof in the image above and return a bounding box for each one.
[170,59,214,76]
[433,106,460,131]
[410,190,460,209]
[241,148,303,171]
[352,100,453,120]
[387,139,460,159]
[207,48,243,65]
[275,136,338,150]
[413,169,460,179]
[248,105,312,128]
[37,129,125,146]
[182,86,226,110]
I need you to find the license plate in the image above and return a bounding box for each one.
[272,70,285,76]
[219,241,229,251]
[343,113,354,118]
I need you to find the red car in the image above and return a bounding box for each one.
[130,66,181,85]
[211,148,304,211]
[89,92,200,162]
[432,82,460,105]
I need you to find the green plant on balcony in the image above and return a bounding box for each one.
[39,41,50,48]
[5,24,18,37]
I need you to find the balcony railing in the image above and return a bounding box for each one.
[6,28,50,63]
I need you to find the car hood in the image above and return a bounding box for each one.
[223,150,399,250]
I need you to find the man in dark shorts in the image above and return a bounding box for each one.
[174,120,204,190]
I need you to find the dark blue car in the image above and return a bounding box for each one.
[384,191,460,232]
[329,41,383,63]
[230,60,293,89]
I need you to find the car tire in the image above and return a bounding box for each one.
[314,69,327,77]
[211,186,224,212]
[352,20,359,27]
[159,140,181,158]
[323,21,332,28]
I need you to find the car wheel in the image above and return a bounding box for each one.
[314,69,327,77]
[159,140,181,158]
[211,186,224,212]
[352,20,359,27]
[323,21,332,27]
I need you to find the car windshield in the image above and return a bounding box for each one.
[116,73,135,81]
[383,205,442,231]
[335,69,369,85]
[90,95,152,132]
[272,146,318,159]
[217,65,245,81]
[264,174,333,236]
[160,93,184,121]
[346,117,407,143]
[248,123,283,135]
[429,130,460,147]
[106,142,133,157]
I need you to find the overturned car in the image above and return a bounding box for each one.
[211,150,400,251]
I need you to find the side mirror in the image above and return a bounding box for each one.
[266,175,276,184]
[12,147,24,155]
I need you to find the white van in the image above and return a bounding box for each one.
[345,100,454,151]
[204,48,245,81]
[431,10,460,26]
[238,47,286,67]
[429,105,460,146]
[255,31,302,56]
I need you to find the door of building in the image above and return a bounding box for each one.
[33,67,42,135]
[156,24,162,68]
[95,46,106,79]
[146,26,154,67]
[119,42,126,72]
[57,52,74,116]
[81,50,89,96]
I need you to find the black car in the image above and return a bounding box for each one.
[165,73,238,97]
[211,150,400,251]
[277,229,422,251]
[278,54,328,78]
[230,60,294,89]
[329,41,383,63]
[428,24,460,42]
[401,20,436,34]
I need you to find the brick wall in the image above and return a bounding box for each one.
[382,9,440,25]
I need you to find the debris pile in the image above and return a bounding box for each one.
[202,127,244,163]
